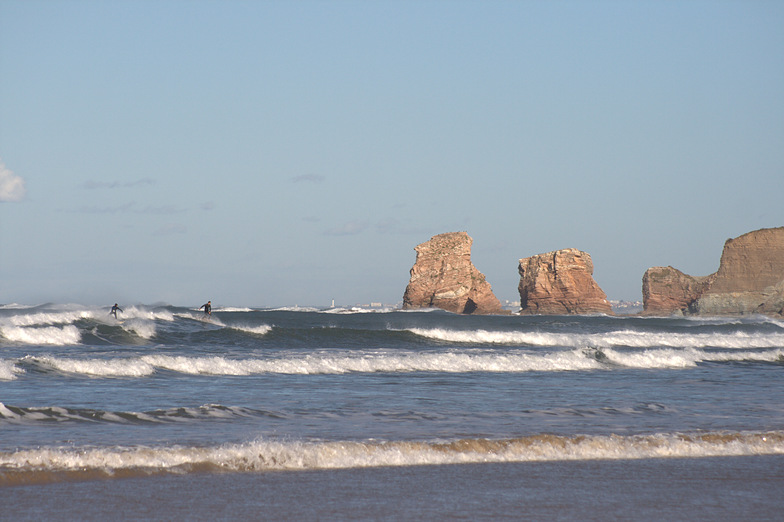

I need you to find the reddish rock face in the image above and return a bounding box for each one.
[517,248,612,315]
[641,267,714,315]
[402,232,505,315]
[641,227,784,317]
[708,228,784,294]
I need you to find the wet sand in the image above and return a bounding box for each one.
[5,455,784,521]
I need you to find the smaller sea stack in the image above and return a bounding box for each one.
[518,248,613,315]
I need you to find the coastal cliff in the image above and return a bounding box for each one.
[642,227,784,316]
[641,267,714,316]
[402,232,505,315]
[518,248,613,315]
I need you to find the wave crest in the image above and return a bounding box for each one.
[13,347,784,379]
[1,431,782,486]
[408,327,784,349]
[0,325,81,345]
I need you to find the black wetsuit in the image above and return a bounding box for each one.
[110,305,123,318]
[200,302,212,315]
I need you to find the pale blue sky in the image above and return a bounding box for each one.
[1,0,783,307]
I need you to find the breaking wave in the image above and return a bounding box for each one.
[0,360,22,381]
[0,325,81,345]
[228,324,273,336]
[407,327,784,349]
[322,307,396,314]
[11,347,783,379]
[2,430,782,486]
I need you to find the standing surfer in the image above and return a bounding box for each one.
[199,300,212,317]
[110,303,123,319]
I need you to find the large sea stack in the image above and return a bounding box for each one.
[517,248,613,315]
[402,232,505,314]
[642,227,784,316]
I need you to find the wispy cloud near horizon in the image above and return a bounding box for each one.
[324,220,367,236]
[154,223,187,236]
[0,159,26,202]
[79,178,156,189]
[64,202,186,214]
[375,217,425,235]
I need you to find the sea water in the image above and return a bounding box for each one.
[1,303,783,520]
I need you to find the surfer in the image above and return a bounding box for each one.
[199,300,212,317]
[110,303,123,319]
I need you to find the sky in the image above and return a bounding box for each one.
[1,0,783,308]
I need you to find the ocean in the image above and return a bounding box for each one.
[1,303,783,520]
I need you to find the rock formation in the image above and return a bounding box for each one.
[402,232,505,314]
[642,227,784,316]
[641,267,714,316]
[517,248,613,315]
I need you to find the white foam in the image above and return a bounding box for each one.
[321,307,395,314]
[117,306,175,322]
[762,317,784,329]
[0,325,81,345]
[174,312,226,326]
[265,306,321,312]
[407,327,784,349]
[16,346,784,379]
[0,303,38,310]
[121,319,157,339]
[0,361,22,381]
[0,402,20,419]
[600,347,784,368]
[3,310,95,327]
[134,350,602,375]
[1,431,782,475]
[228,324,273,336]
[32,356,156,377]
[0,306,173,333]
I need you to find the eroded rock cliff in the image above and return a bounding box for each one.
[641,266,714,315]
[518,248,613,315]
[642,227,784,316]
[402,232,505,314]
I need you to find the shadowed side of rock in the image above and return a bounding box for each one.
[402,232,505,315]
[517,248,613,315]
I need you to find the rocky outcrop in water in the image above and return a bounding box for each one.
[402,232,505,314]
[642,227,784,316]
[641,267,714,316]
[517,248,613,315]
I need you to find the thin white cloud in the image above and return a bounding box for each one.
[154,223,187,236]
[291,174,325,184]
[65,202,185,214]
[71,202,136,214]
[79,178,155,189]
[0,160,26,202]
[324,220,367,236]
[375,217,425,235]
[138,205,186,215]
